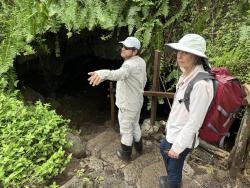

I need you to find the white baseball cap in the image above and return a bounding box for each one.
[119,37,141,50]
[165,34,207,58]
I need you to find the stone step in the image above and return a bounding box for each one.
[123,151,162,187]
[86,129,165,187]
[100,137,124,170]
[136,161,166,188]
[86,129,218,188]
[62,129,250,188]
[136,160,202,188]
[86,129,120,157]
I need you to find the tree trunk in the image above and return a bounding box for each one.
[228,106,250,177]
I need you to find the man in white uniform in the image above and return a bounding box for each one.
[88,37,147,161]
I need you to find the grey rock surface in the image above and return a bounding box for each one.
[66,132,86,158]
[60,129,250,188]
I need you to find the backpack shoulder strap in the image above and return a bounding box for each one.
[182,72,214,111]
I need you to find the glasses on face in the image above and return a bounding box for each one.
[122,45,135,51]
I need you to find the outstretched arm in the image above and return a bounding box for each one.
[87,63,132,86]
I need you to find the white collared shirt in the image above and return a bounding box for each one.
[166,65,214,154]
[96,56,147,111]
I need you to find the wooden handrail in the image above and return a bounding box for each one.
[144,90,248,106]
[144,91,174,99]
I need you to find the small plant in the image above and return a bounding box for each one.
[75,169,85,178]
[75,168,92,185]
[206,164,215,174]
[95,176,104,184]
[82,177,92,185]
[48,182,59,188]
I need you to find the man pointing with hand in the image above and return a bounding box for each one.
[88,36,147,161]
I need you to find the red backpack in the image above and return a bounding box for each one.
[182,67,246,147]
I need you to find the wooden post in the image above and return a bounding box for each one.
[228,106,250,177]
[150,50,161,125]
[109,81,115,128]
[228,85,250,177]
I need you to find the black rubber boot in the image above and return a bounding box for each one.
[117,143,132,161]
[159,176,168,188]
[159,176,181,188]
[134,138,143,155]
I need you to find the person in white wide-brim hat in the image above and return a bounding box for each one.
[159,34,214,188]
[167,33,208,58]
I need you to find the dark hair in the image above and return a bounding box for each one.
[134,49,140,56]
[194,56,203,65]
[201,58,211,72]
[194,56,211,72]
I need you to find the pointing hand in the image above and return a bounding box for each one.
[88,72,102,86]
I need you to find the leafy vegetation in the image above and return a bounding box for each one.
[162,0,250,90]
[0,91,70,187]
[0,0,249,187]
[205,1,250,83]
[0,0,249,87]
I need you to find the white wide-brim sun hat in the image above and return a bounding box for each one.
[165,34,207,59]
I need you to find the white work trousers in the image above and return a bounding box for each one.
[118,108,141,146]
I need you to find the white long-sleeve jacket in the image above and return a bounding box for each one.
[96,55,147,112]
[166,65,214,154]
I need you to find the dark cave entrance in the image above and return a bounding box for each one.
[14,28,129,131]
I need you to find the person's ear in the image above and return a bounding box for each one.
[133,49,138,56]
